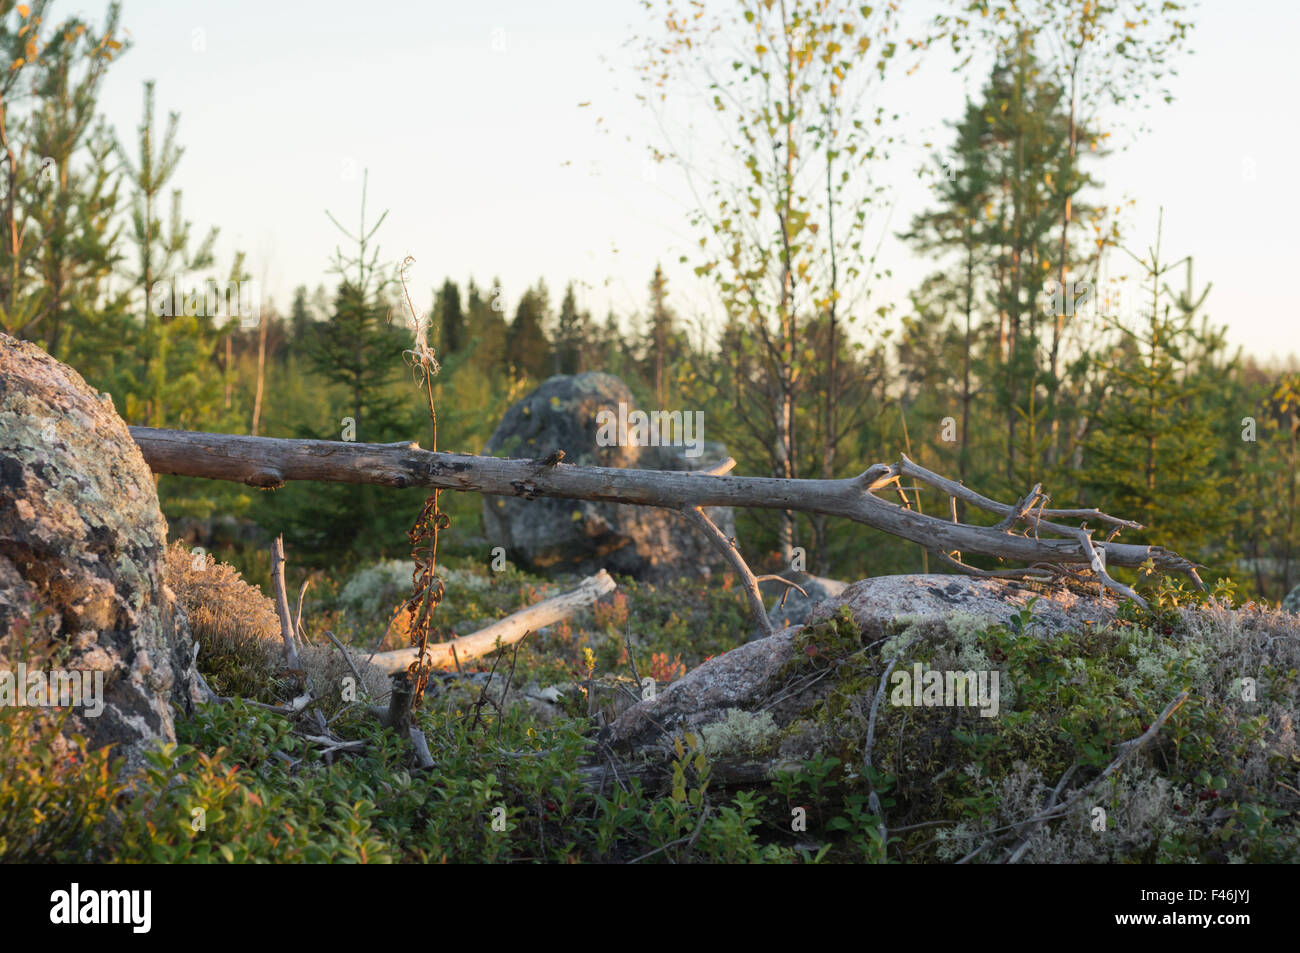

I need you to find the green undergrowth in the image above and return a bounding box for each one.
[1,693,799,863]
[764,574,1299,862]
[3,558,1296,863]
[173,546,753,712]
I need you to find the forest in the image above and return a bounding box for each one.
[1,0,1298,876]
[3,3,1294,598]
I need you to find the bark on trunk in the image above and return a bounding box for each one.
[130,426,1204,592]
[365,569,616,674]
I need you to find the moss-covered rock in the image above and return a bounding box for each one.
[0,333,202,770]
[481,372,734,582]
[604,573,1300,861]
[604,574,1113,752]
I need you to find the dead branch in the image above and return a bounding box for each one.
[364,569,615,674]
[355,671,436,768]
[998,692,1189,864]
[408,727,435,769]
[755,574,810,613]
[863,635,921,842]
[952,690,1191,865]
[300,734,366,755]
[322,629,370,701]
[1005,763,1079,865]
[497,631,531,742]
[755,575,809,598]
[683,505,774,638]
[270,536,304,676]
[294,578,311,645]
[1032,691,1190,823]
[132,429,1203,618]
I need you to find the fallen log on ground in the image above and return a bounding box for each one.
[363,569,616,674]
[130,427,1204,614]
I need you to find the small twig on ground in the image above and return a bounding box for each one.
[270,535,304,677]
[294,578,312,645]
[497,631,531,742]
[623,625,642,687]
[679,800,712,864]
[468,643,508,732]
[862,635,920,854]
[988,692,1189,864]
[755,574,810,612]
[1006,762,1079,864]
[300,734,366,755]
[955,842,989,865]
[323,629,370,701]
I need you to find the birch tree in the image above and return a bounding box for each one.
[636,0,904,564]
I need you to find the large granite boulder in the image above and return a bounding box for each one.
[482,372,735,581]
[0,333,201,769]
[803,573,1116,632]
[604,573,1117,752]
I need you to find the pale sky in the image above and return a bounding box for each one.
[82,0,1300,363]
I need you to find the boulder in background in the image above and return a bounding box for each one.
[482,372,735,581]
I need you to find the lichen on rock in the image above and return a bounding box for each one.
[603,574,1111,753]
[481,371,735,581]
[0,332,202,771]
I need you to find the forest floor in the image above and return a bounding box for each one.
[4,549,1297,863]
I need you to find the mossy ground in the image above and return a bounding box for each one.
[3,555,1296,863]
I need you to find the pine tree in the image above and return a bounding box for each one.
[903,40,1102,496]
[983,37,1086,491]
[1241,371,1300,599]
[900,95,995,507]
[39,118,124,363]
[434,278,464,355]
[289,285,312,339]
[308,172,405,443]
[264,174,411,558]
[464,276,507,377]
[1080,219,1231,569]
[0,2,123,348]
[595,308,632,381]
[505,279,551,381]
[553,282,588,376]
[116,80,220,428]
[637,264,689,407]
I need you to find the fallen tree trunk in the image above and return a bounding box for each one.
[130,427,1203,610]
[365,569,616,674]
